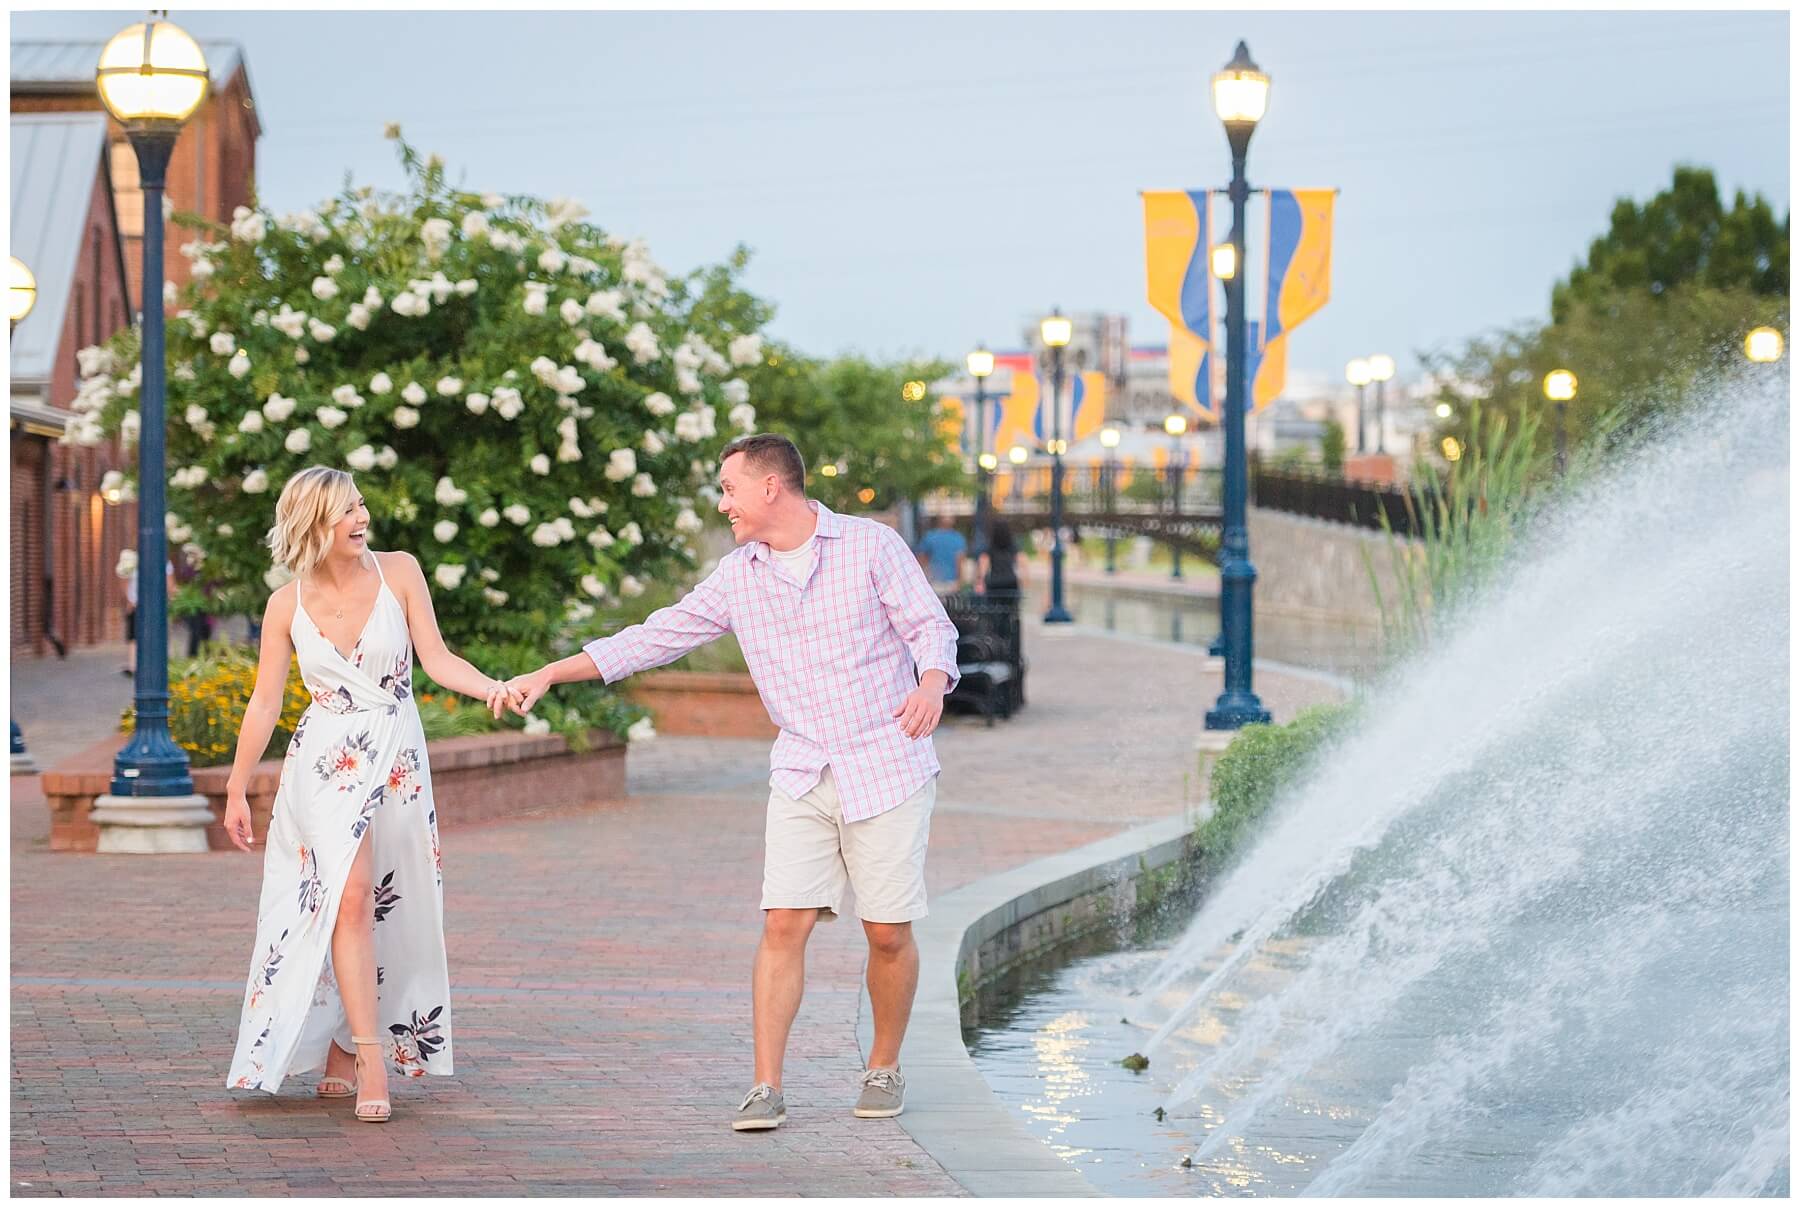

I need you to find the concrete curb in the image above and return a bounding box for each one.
[857,812,1199,1198]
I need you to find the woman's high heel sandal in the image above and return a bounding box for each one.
[316,1042,358,1098]
[350,1036,392,1123]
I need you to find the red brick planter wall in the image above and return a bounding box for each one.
[39,728,627,853]
[626,670,777,739]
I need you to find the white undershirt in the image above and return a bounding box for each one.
[769,533,817,586]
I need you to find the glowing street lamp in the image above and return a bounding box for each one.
[1346,357,1372,453]
[1367,353,1395,454]
[1543,369,1577,475]
[1745,326,1784,363]
[1040,308,1074,623]
[1210,242,1237,280]
[94,15,213,820]
[8,256,38,327]
[1100,426,1121,574]
[1163,414,1189,581]
[1008,442,1029,504]
[966,344,996,561]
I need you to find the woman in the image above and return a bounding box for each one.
[222,467,513,1121]
[976,519,1027,600]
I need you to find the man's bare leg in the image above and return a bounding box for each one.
[752,907,819,1087]
[862,920,918,1070]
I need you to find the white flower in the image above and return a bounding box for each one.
[455,278,478,296]
[696,404,717,438]
[167,521,192,544]
[393,406,420,429]
[460,210,489,239]
[477,507,500,527]
[346,444,378,471]
[230,207,267,242]
[642,430,665,455]
[216,524,233,537]
[522,283,549,316]
[553,516,577,541]
[209,331,236,356]
[116,548,140,579]
[675,367,703,396]
[619,521,643,546]
[294,347,311,365]
[538,247,568,274]
[569,255,599,277]
[308,318,337,343]
[271,305,308,339]
[585,289,625,322]
[184,403,208,428]
[530,523,562,547]
[415,272,455,304]
[675,507,704,534]
[643,391,676,419]
[228,349,251,379]
[363,285,384,311]
[587,527,615,549]
[384,121,403,140]
[316,405,348,429]
[673,343,703,374]
[284,429,312,454]
[568,497,594,519]
[376,446,399,469]
[503,504,531,526]
[369,372,393,395]
[673,412,703,442]
[632,473,657,498]
[324,254,345,275]
[433,520,459,542]
[466,392,490,415]
[481,191,505,209]
[559,298,584,326]
[262,393,297,423]
[264,565,293,590]
[530,355,560,388]
[620,574,646,597]
[433,562,467,590]
[77,345,118,378]
[530,453,552,475]
[580,573,608,598]
[242,468,271,494]
[729,402,757,432]
[401,380,428,405]
[605,448,638,481]
[100,469,125,494]
[190,258,215,281]
[346,303,372,331]
[624,322,660,364]
[574,338,617,372]
[436,376,463,397]
[482,587,509,606]
[493,387,524,420]
[523,714,551,737]
[393,498,418,521]
[729,332,764,367]
[722,378,751,406]
[391,291,430,317]
[627,716,657,743]
[311,276,340,301]
[332,384,365,409]
[420,217,454,260]
[546,196,590,230]
[164,280,178,307]
[435,476,468,506]
[555,365,585,394]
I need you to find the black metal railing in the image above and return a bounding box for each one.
[1249,464,1420,537]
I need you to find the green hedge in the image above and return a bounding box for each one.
[1199,701,1359,860]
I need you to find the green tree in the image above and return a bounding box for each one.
[746,351,966,513]
[1319,417,1347,474]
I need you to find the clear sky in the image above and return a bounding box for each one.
[13,8,1790,382]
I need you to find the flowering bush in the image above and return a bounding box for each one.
[121,643,310,766]
[73,131,773,738]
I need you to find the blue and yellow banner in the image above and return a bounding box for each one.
[938,395,967,452]
[1032,370,1110,444]
[993,372,1037,454]
[1253,188,1334,409]
[1142,189,1216,419]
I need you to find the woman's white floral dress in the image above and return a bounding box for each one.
[227,555,452,1092]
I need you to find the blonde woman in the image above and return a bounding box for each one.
[222,467,513,1121]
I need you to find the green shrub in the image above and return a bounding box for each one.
[120,642,309,767]
[1199,702,1359,860]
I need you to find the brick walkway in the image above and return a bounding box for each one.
[10,618,1340,1196]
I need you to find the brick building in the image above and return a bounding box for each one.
[9,40,259,659]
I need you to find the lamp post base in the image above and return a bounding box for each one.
[1204,695,1272,731]
[89,793,215,854]
[1042,605,1073,624]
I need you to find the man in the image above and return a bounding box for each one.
[506,433,958,1131]
[914,513,967,591]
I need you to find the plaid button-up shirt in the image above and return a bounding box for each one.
[583,502,960,822]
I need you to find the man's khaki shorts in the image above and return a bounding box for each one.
[760,767,935,924]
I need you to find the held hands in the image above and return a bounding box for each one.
[485,677,526,720]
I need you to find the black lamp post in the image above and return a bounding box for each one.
[1368,354,1395,455]
[1346,357,1371,454]
[1164,413,1187,581]
[1205,40,1272,730]
[1041,309,1073,623]
[10,255,38,773]
[97,17,209,800]
[1543,368,1576,476]
[967,345,995,564]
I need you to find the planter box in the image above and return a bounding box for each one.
[40,728,626,853]
[626,670,777,739]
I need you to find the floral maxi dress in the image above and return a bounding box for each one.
[226,558,452,1092]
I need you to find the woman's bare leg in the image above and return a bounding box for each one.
[331,837,387,1108]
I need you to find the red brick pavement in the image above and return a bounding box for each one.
[10,621,1340,1196]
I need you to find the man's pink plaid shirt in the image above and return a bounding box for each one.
[583,502,961,822]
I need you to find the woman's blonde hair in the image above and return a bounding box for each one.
[266,466,360,576]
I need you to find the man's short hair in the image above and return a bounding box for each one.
[721,433,806,494]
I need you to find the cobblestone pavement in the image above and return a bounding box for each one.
[11,618,1341,1196]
